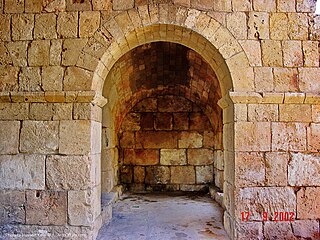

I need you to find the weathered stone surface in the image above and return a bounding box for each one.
[68,187,100,226]
[158,96,192,112]
[12,14,34,40]
[0,103,29,120]
[235,187,296,221]
[0,154,45,190]
[155,113,173,130]
[235,152,265,187]
[248,104,278,121]
[160,149,186,165]
[79,11,100,38]
[248,12,269,40]
[264,222,296,240]
[136,131,178,149]
[0,66,19,91]
[133,98,157,112]
[277,0,296,12]
[235,122,271,151]
[145,166,170,184]
[226,12,247,39]
[270,13,288,40]
[64,67,93,91]
[59,120,91,155]
[5,0,24,13]
[239,40,262,66]
[189,113,212,130]
[25,0,43,12]
[113,0,134,10]
[0,121,20,154]
[283,41,303,67]
[303,41,319,67]
[134,166,145,183]
[62,38,88,66]
[312,105,320,122]
[234,222,263,240]
[288,13,309,40]
[140,112,154,130]
[213,0,232,11]
[232,0,252,11]
[279,104,311,122]
[124,149,159,165]
[261,40,283,66]
[272,123,307,151]
[173,113,189,130]
[292,220,319,239]
[288,153,320,186]
[50,39,62,65]
[188,149,213,165]
[296,0,317,12]
[171,166,195,184]
[0,14,11,41]
[7,41,28,67]
[28,40,50,66]
[46,155,91,190]
[299,68,320,92]
[19,67,42,91]
[178,131,203,148]
[42,66,64,91]
[121,113,141,131]
[0,190,25,224]
[273,67,299,91]
[34,13,57,39]
[196,165,213,184]
[254,67,273,92]
[26,190,67,225]
[265,152,288,186]
[119,131,135,148]
[306,123,320,153]
[252,0,276,11]
[57,12,78,38]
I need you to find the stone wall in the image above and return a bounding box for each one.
[119,95,222,192]
[0,0,319,239]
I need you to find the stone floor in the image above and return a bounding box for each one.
[97,192,229,240]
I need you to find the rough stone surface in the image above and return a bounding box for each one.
[265,152,288,186]
[0,190,25,224]
[292,220,320,239]
[160,149,186,165]
[0,121,20,154]
[188,149,213,165]
[297,187,320,220]
[264,222,296,240]
[171,166,195,184]
[145,166,170,184]
[178,132,203,148]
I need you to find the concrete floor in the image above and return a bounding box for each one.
[97,192,229,240]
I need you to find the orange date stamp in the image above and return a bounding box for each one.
[241,211,295,222]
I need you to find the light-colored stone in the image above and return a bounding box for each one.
[26,190,67,225]
[283,41,303,67]
[20,121,59,154]
[239,40,262,66]
[235,222,263,240]
[62,38,88,66]
[0,154,45,190]
[196,165,213,184]
[279,104,311,122]
[296,0,317,12]
[12,14,34,40]
[42,66,64,91]
[264,222,296,240]
[50,39,62,65]
[0,14,11,41]
[277,0,296,12]
[248,104,278,121]
[254,67,273,92]
[235,122,271,151]
[34,13,57,39]
[25,0,43,12]
[312,105,320,122]
[4,0,24,13]
[292,220,319,239]
[288,13,309,40]
[270,13,288,40]
[188,149,213,165]
[307,123,320,152]
[79,11,100,38]
[178,131,203,148]
[274,67,299,91]
[64,67,93,91]
[299,68,320,92]
[0,190,25,224]
[261,40,283,66]
[46,155,91,190]
[303,41,319,67]
[57,12,78,38]
[113,0,134,10]
[297,187,319,219]
[145,166,170,184]
[252,0,276,12]
[0,66,19,91]
[265,152,288,186]
[0,103,29,120]
[0,121,20,154]
[289,153,320,186]
[226,12,247,39]
[7,41,28,67]
[247,12,269,40]
[59,120,91,155]
[160,149,187,165]
[213,0,232,11]
[28,40,50,66]
[232,0,252,11]
[171,166,196,184]
[19,67,42,91]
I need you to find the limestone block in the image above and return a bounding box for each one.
[59,120,91,155]
[26,190,67,225]
[279,104,311,122]
[0,190,25,224]
[235,152,265,187]
[0,103,29,120]
[270,13,288,40]
[188,149,213,165]
[79,11,100,38]
[0,66,19,91]
[113,0,134,10]
[0,14,10,41]
[189,113,212,130]
[178,131,203,148]
[90,121,101,154]
[64,67,93,91]
[0,154,45,189]
[73,103,91,120]
[158,96,192,112]
[4,0,24,13]
[303,41,319,67]
[248,104,278,121]
[226,12,247,39]
[214,150,224,170]
[283,41,303,67]
[50,39,62,65]
[160,149,186,165]
[171,166,195,184]
[34,13,57,39]
[57,12,78,38]
[0,121,20,154]
[292,220,319,239]
[173,113,189,130]
[42,66,64,91]
[213,0,232,11]
[288,13,308,40]
[296,0,317,12]
[261,40,283,66]
[119,132,135,148]
[124,149,159,165]
[12,14,34,41]
[265,152,288,186]
[43,0,66,12]
[284,92,305,103]
[136,131,178,148]
[312,105,320,122]
[297,187,320,219]
[46,155,91,190]
[93,0,112,10]
[289,153,320,186]
[190,0,214,11]
[272,123,307,151]
[254,67,273,92]
[133,166,145,183]
[62,38,88,66]
[264,222,296,240]
[232,0,252,11]
[68,187,100,226]
[53,103,73,120]
[7,41,28,67]
[203,131,214,148]
[0,43,11,67]
[252,0,276,11]
[299,68,320,92]
[145,166,170,184]
[235,187,296,221]
[214,169,224,189]
[239,40,262,66]
[196,165,213,184]
[19,67,41,91]
[273,67,299,91]
[25,0,43,12]
[140,113,154,130]
[173,0,190,7]
[155,113,173,130]
[234,222,263,240]
[133,98,157,112]
[28,40,50,66]
[277,0,296,12]
[121,113,141,131]
[235,122,271,151]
